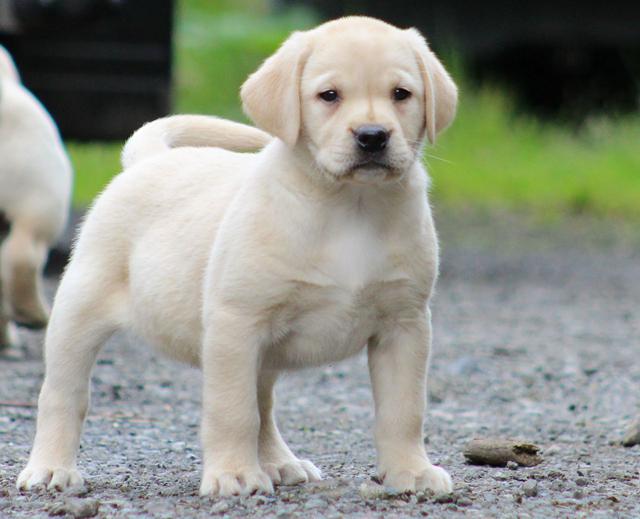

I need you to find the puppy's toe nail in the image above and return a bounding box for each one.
[48,469,73,491]
[199,478,219,496]
[244,472,273,495]
[263,464,282,485]
[16,470,31,491]
[217,473,243,496]
[27,467,53,490]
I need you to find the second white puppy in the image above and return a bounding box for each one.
[0,45,72,347]
[18,16,457,496]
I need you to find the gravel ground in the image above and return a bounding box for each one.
[1,212,639,518]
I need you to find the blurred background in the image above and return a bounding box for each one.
[1,0,638,218]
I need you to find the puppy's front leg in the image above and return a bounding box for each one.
[200,311,272,496]
[368,310,452,493]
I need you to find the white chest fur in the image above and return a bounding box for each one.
[319,210,389,289]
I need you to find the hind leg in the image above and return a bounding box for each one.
[0,313,19,351]
[17,262,126,491]
[0,221,50,329]
[257,369,321,486]
[0,230,19,351]
[0,262,12,349]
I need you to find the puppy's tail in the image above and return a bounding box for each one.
[121,115,272,169]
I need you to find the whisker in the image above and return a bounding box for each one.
[423,152,453,165]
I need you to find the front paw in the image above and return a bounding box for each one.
[200,466,274,496]
[261,457,322,486]
[17,464,84,492]
[381,462,452,494]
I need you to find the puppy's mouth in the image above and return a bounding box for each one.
[351,160,391,172]
[340,159,399,183]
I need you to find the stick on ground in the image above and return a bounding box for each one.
[463,438,543,467]
[622,418,640,447]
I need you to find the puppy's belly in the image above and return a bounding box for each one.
[265,295,378,370]
[127,228,210,367]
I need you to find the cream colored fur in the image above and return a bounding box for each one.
[0,45,72,345]
[17,16,457,496]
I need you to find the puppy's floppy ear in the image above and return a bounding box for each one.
[241,31,310,146]
[405,28,457,145]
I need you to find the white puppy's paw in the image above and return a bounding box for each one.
[382,463,452,494]
[199,467,274,496]
[262,458,322,486]
[0,323,26,360]
[1,321,18,346]
[17,465,84,492]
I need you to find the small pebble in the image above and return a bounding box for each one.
[573,489,584,500]
[545,445,561,456]
[358,482,386,500]
[305,497,326,509]
[210,501,230,513]
[62,485,90,498]
[522,480,538,497]
[493,471,510,481]
[48,498,100,518]
[415,490,434,503]
[457,497,472,507]
[434,492,455,504]
[622,418,640,447]
[506,461,519,470]
[575,477,588,487]
[253,496,270,506]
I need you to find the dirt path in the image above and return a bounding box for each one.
[1,213,639,518]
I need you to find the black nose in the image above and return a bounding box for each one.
[354,125,389,153]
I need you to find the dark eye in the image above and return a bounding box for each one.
[393,88,412,101]
[318,90,339,103]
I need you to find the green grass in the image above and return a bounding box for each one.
[430,87,640,218]
[69,142,122,207]
[69,1,640,218]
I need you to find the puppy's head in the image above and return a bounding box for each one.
[241,16,457,184]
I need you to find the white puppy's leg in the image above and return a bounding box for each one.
[0,246,20,351]
[0,312,13,349]
[199,313,273,496]
[257,369,321,486]
[17,265,123,491]
[0,269,11,348]
[0,222,49,328]
[368,310,452,494]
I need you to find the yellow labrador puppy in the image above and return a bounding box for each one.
[0,46,72,346]
[18,16,457,496]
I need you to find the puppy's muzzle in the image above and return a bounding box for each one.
[353,125,390,153]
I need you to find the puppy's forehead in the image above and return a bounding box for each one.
[304,18,417,79]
